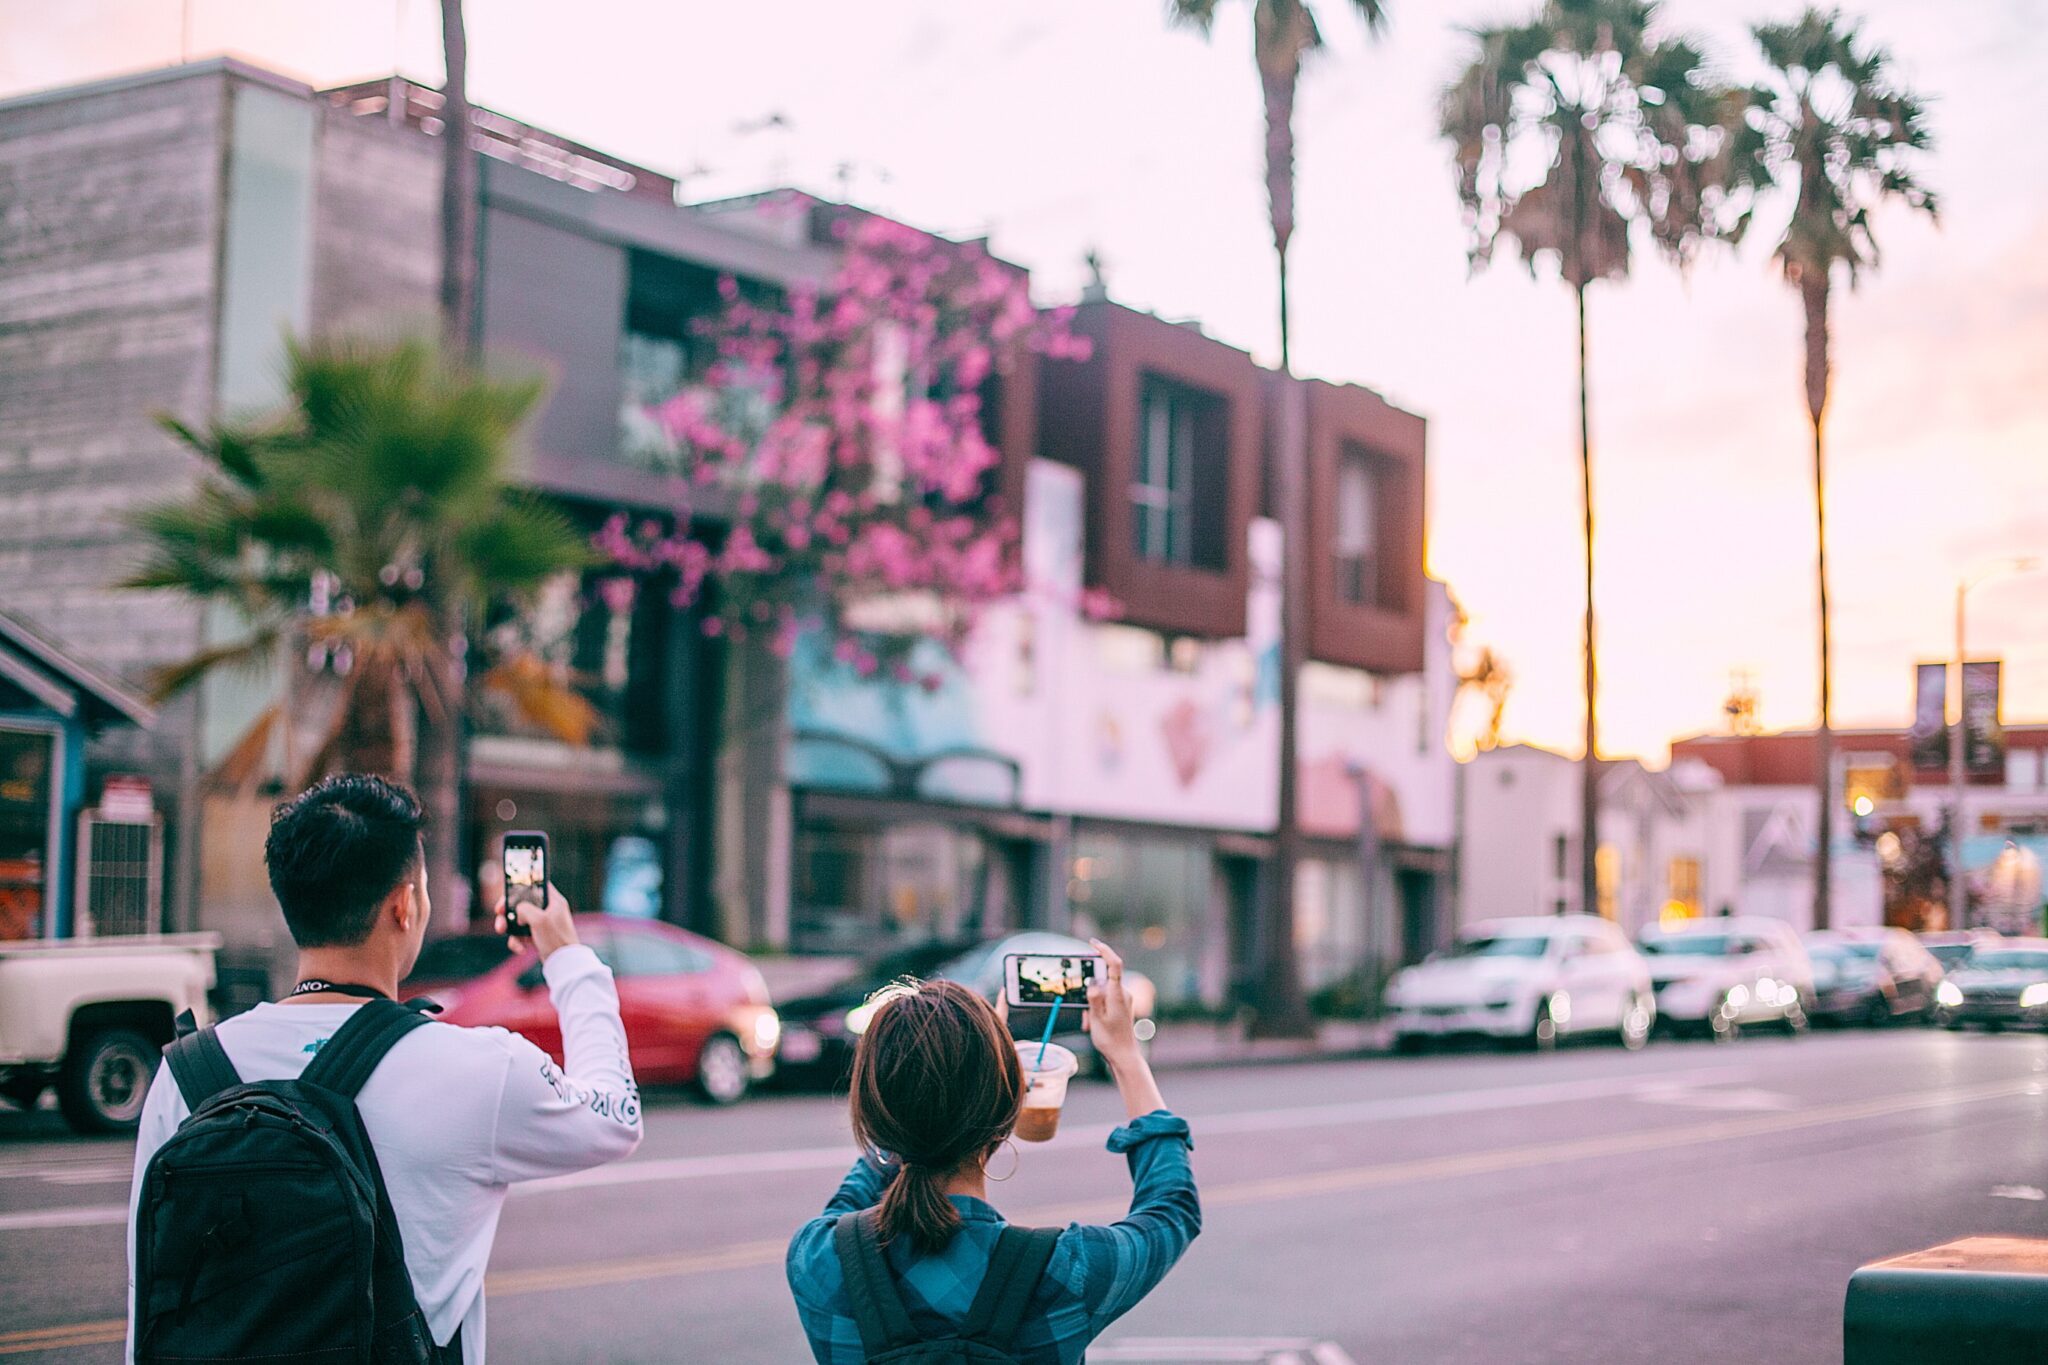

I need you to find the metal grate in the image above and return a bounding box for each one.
[73,814,162,937]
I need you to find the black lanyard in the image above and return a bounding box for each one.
[288,979,390,1001]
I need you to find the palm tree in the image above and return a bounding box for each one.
[126,339,593,874]
[439,0,478,362]
[1442,0,1724,918]
[1168,0,1388,1040]
[1723,9,1935,931]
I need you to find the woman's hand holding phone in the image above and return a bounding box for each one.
[495,883,581,961]
[1084,939,1167,1119]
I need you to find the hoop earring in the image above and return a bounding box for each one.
[987,1140,1019,1183]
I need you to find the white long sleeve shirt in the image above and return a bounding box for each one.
[126,944,642,1364]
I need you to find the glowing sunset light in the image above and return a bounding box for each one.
[7,0,2041,761]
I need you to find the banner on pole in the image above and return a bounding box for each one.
[1963,660,2003,776]
[1909,662,1947,771]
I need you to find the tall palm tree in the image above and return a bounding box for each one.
[1723,9,1935,931]
[126,339,593,853]
[1442,0,1723,918]
[427,0,483,912]
[1168,0,1387,1040]
[439,0,478,362]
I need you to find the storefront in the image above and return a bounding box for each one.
[0,613,155,940]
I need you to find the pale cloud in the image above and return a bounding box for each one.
[3,0,2042,761]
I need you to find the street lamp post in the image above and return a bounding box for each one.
[1950,557,2040,929]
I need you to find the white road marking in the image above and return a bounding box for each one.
[1631,1082,1798,1112]
[522,1063,1755,1196]
[1091,1339,1358,1364]
[1990,1184,2046,1201]
[0,1204,126,1232]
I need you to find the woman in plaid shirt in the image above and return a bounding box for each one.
[787,940,1200,1364]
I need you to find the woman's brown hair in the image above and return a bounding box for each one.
[849,979,1024,1253]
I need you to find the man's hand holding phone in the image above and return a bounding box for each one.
[495,884,580,961]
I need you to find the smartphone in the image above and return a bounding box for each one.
[1004,953,1100,1009]
[502,831,548,937]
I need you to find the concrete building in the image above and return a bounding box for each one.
[0,60,1453,1007]
[1675,721,2048,934]
[1456,746,1718,938]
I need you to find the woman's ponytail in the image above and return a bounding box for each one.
[849,979,1024,1253]
[875,1162,963,1253]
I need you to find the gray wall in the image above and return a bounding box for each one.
[0,68,227,676]
[309,104,439,337]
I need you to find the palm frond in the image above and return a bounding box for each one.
[145,629,283,702]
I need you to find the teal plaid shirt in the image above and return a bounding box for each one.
[787,1110,1200,1365]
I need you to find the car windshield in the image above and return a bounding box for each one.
[1809,943,1880,963]
[406,936,515,983]
[1966,951,2048,974]
[1448,935,1549,959]
[1927,944,1977,968]
[1639,935,1736,957]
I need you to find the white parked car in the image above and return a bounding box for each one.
[1385,916,1655,1053]
[1637,918,1813,1041]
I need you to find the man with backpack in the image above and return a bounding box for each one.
[125,775,643,1364]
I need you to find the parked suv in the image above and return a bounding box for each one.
[1638,918,1812,1040]
[1385,916,1655,1052]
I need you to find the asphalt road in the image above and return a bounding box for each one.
[5,1029,2047,1364]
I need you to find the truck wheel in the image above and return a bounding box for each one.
[59,1028,157,1133]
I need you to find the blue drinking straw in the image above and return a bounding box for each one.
[1035,997,1062,1068]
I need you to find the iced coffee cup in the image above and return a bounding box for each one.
[1014,1041,1079,1143]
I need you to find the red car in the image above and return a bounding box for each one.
[403,915,780,1104]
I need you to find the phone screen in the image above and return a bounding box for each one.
[502,833,547,936]
[1006,954,1099,1008]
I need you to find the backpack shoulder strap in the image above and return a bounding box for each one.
[960,1225,1060,1350]
[832,1209,919,1359]
[162,1026,241,1111]
[298,998,434,1100]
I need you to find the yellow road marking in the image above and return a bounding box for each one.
[8,1076,2036,1352]
[0,1322,127,1355]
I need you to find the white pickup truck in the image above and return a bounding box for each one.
[0,935,219,1133]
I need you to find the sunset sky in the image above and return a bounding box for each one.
[5,0,2043,762]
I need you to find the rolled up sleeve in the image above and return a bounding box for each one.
[490,945,642,1182]
[1067,1109,1201,1335]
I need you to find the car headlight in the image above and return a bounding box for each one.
[2021,984,2048,1010]
[752,1009,782,1052]
[845,1001,878,1035]
[1937,980,1964,1007]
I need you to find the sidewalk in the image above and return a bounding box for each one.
[1144,1018,1390,1071]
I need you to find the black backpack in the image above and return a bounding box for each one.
[134,999,453,1365]
[832,1209,1061,1364]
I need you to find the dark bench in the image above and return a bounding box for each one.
[1846,1237,2048,1363]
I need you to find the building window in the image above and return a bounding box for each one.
[618,250,728,466]
[1668,856,1701,919]
[1069,832,1219,1006]
[791,820,1016,955]
[0,727,54,941]
[1334,444,1379,607]
[1595,845,1620,921]
[1133,375,1226,570]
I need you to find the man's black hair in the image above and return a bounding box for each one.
[265,774,426,948]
